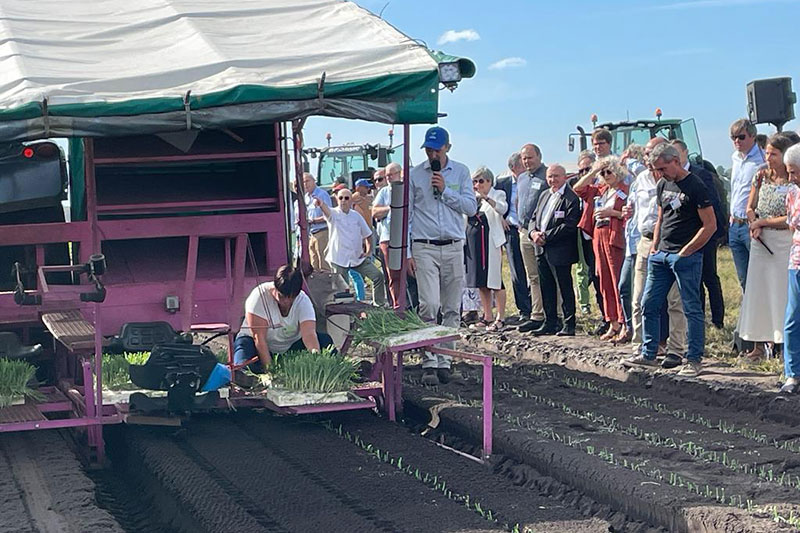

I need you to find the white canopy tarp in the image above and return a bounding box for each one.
[0,0,468,141]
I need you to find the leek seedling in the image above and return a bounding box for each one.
[102,352,150,390]
[271,347,356,393]
[351,309,428,347]
[0,358,43,407]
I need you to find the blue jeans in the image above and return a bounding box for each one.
[619,254,635,331]
[641,251,704,362]
[233,332,335,372]
[349,270,366,301]
[785,269,800,379]
[728,222,751,290]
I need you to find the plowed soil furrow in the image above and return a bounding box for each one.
[404,362,800,532]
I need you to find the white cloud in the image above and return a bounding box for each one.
[488,57,527,70]
[437,29,480,45]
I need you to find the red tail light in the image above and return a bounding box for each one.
[22,147,34,158]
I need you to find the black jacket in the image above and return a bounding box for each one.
[494,175,514,220]
[690,164,725,241]
[527,184,581,266]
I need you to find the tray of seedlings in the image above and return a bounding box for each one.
[351,309,460,350]
[0,358,43,408]
[254,347,361,407]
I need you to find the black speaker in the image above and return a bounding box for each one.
[747,77,796,127]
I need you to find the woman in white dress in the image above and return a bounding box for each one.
[465,166,508,331]
[739,133,799,359]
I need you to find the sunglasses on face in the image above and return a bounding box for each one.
[472,178,486,185]
[599,169,614,177]
[578,167,591,175]
[338,195,351,201]
[375,177,386,182]
[731,134,747,141]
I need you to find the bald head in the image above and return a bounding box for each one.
[644,137,667,158]
[335,187,353,212]
[546,164,567,191]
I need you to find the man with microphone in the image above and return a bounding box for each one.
[408,126,477,385]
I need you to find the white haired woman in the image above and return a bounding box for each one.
[574,156,630,341]
[465,166,508,331]
[738,133,798,360]
[781,143,800,393]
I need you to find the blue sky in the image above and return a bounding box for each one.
[304,0,800,174]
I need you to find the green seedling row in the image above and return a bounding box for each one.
[0,358,43,407]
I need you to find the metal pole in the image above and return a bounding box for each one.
[292,119,311,270]
[395,124,411,311]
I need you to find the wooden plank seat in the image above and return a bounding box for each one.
[41,310,101,353]
[325,301,374,317]
[0,404,46,424]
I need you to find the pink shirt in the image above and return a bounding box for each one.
[786,184,800,270]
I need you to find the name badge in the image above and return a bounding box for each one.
[669,197,682,210]
[532,181,543,190]
[554,210,565,219]
[616,190,628,200]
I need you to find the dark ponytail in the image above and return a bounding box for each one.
[274,264,304,298]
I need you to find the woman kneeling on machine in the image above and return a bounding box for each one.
[234,264,333,373]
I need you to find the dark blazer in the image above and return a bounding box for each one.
[494,176,513,219]
[527,184,581,266]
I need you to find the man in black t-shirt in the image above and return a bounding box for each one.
[623,144,717,377]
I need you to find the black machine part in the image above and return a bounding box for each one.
[128,343,217,392]
[747,77,796,131]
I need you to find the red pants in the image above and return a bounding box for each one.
[380,242,403,309]
[593,227,625,324]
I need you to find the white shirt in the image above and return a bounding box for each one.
[631,169,659,236]
[238,283,316,353]
[373,185,392,243]
[540,183,566,231]
[324,206,373,267]
[730,144,765,219]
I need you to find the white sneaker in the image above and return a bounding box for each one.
[678,361,702,377]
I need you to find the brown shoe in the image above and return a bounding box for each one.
[613,327,632,345]
[600,326,621,341]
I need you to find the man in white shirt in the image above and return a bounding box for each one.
[728,118,765,290]
[316,189,386,306]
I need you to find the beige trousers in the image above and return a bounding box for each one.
[412,241,464,368]
[519,228,545,320]
[309,229,330,272]
[631,237,687,354]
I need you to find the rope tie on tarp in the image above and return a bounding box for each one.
[183,90,192,130]
[317,72,326,111]
[41,97,50,137]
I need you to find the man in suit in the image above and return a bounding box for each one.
[527,164,581,336]
[494,152,532,324]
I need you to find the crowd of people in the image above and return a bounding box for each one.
[298,121,800,392]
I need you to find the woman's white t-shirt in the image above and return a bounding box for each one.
[238,282,316,353]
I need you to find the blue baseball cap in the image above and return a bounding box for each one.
[421,126,449,150]
[354,178,372,188]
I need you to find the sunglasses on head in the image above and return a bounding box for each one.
[731,134,747,141]
[472,178,486,184]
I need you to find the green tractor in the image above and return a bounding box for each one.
[304,130,405,191]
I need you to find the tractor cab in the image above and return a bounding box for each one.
[569,117,705,166]
[305,141,405,191]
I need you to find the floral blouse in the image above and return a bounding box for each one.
[755,179,790,219]
[786,184,800,270]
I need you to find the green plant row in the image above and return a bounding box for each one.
[351,309,428,347]
[492,381,800,493]
[0,358,43,407]
[268,347,357,393]
[407,375,800,528]
[319,419,531,533]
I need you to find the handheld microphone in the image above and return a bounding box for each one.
[431,159,441,198]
